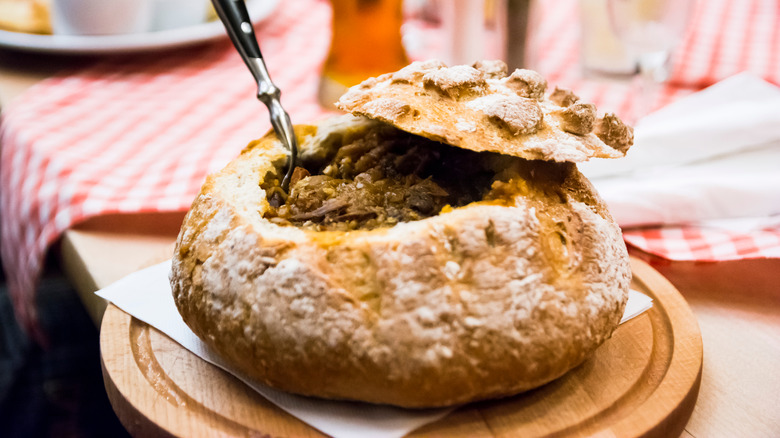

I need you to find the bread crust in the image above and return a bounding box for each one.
[336,60,634,162]
[170,115,631,408]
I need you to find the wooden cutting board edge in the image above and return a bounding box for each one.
[100,256,703,438]
[613,257,704,438]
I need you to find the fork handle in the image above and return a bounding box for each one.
[212,0,263,60]
[211,0,297,191]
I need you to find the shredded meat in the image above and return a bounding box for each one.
[264,130,496,231]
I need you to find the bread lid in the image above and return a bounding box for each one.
[336,60,634,163]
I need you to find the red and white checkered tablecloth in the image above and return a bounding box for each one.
[623,223,780,261]
[1,0,779,335]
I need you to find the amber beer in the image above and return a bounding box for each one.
[319,0,410,107]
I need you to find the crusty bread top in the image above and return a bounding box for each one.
[336,60,634,163]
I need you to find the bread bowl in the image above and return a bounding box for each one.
[170,60,634,408]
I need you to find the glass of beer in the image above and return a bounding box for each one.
[318,0,410,108]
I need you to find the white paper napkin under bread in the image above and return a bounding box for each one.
[580,72,780,228]
[97,260,652,438]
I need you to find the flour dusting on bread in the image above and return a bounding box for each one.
[170,61,636,409]
[170,115,632,408]
[338,60,634,162]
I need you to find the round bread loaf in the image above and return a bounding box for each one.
[170,113,631,408]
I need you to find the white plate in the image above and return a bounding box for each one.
[0,0,279,54]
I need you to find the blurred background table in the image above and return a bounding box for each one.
[0,49,137,437]
[2,0,780,436]
[3,49,779,438]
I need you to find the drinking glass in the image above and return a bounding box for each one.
[606,0,694,119]
[318,0,409,108]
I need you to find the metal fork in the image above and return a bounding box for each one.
[212,0,298,192]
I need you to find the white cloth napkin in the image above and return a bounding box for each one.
[96,260,652,438]
[579,73,780,228]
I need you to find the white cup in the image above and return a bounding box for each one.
[51,0,153,35]
[150,0,210,31]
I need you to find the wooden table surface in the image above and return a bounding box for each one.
[2,49,779,438]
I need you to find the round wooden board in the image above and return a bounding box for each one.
[100,256,703,437]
